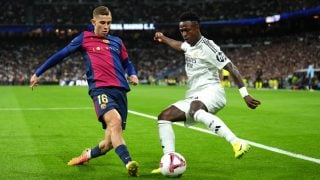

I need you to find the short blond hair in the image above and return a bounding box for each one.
[93,6,111,18]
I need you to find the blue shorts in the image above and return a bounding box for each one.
[91,87,128,130]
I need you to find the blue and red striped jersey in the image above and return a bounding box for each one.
[35,31,137,94]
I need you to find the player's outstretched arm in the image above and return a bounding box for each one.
[154,32,183,51]
[30,74,40,90]
[223,62,261,109]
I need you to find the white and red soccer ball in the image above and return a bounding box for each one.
[160,152,187,177]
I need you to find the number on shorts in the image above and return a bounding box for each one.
[97,94,108,104]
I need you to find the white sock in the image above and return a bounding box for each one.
[194,109,238,144]
[86,149,92,158]
[158,120,175,154]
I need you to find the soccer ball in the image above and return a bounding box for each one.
[160,152,187,177]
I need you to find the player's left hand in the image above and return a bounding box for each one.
[244,95,261,109]
[30,74,40,90]
[128,75,139,86]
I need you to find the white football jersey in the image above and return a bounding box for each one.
[181,36,230,91]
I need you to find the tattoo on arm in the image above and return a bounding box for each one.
[224,62,245,88]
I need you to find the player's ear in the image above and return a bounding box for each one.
[91,19,96,26]
[194,22,200,29]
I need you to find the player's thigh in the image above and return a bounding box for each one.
[103,109,122,127]
[172,98,199,126]
[196,85,226,114]
[159,104,186,122]
[93,93,117,128]
[92,88,127,130]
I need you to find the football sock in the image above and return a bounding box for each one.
[115,144,132,165]
[158,120,175,154]
[90,145,107,158]
[194,109,238,144]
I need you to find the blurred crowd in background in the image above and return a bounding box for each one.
[0,0,319,90]
[1,0,319,25]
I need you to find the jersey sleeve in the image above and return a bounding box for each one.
[181,42,191,52]
[66,32,84,53]
[120,40,129,61]
[35,33,83,77]
[214,51,231,70]
[205,40,230,70]
[125,60,137,76]
[119,39,137,76]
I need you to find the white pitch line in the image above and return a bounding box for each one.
[1,107,319,165]
[0,107,92,111]
[128,110,320,165]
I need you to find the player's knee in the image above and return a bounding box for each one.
[189,109,197,119]
[189,101,208,119]
[189,108,205,119]
[190,107,209,120]
[158,110,170,120]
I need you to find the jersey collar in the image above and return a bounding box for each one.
[194,36,204,47]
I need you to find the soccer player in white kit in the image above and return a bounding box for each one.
[152,12,261,174]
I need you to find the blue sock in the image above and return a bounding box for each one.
[115,144,132,165]
[90,145,106,158]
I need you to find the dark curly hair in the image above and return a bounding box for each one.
[179,12,200,23]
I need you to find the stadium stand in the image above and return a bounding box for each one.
[1,0,320,25]
[0,0,319,89]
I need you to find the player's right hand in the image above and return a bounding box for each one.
[30,74,40,90]
[244,95,261,109]
[154,32,164,42]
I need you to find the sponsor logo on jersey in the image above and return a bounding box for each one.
[186,56,197,68]
[216,51,227,62]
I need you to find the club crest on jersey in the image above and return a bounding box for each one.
[100,104,107,110]
[191,49,201,57]
[102,39,109,44]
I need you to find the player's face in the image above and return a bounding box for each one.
[179,21,201,46]
[91,14,112,37]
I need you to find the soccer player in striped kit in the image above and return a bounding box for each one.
[152,12,261,174]
[30,6,139,176]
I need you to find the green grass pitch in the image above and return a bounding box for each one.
[0,85,319,179]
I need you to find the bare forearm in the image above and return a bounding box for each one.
[223,62,245,88]
[224,62,261,108]
[154,32,183,51]
[162,36,183,51]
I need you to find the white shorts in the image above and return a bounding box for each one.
[172,84,226,126]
